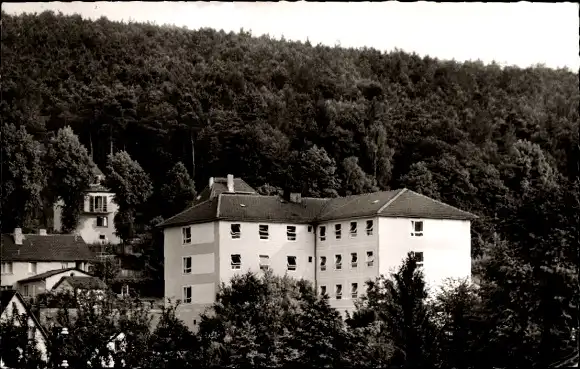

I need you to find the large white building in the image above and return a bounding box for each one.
[159,175,477,330]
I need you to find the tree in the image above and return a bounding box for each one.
[340,156,378,196]
[103,151,153,242]
[1,124,46,232]
[44,126,94,232]
[0,308,46,369]
[288,145,340,198]
[159,162,196,218]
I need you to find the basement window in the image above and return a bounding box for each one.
[287,226,297,241]
[335,284,343,300]
[411,220,424,237]
[350,222,358,237]
[335,224,342,239]
[287,256,297,271]
[230,224,241,239]
[320,256,327,271]
[231,254,241,270]
[319,226,326,241]
[366,220,374,236]
[259,225,269,240]
[259,255,270,271]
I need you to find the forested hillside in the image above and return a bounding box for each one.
[1,10,579,367]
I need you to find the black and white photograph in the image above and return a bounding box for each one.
[0,2,578,368]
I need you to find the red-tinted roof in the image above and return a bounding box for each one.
[1,234,95,262]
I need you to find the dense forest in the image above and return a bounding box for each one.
[1,10,578,367]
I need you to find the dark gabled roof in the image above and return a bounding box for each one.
[53,276,107,291]
[196,177,257,203]
[1,234,95,262]
[17,268,87,284]
[158,187,477,228]
[0,290,49,341]
[84,183,112,193]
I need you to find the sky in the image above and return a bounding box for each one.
[3,1,579,71]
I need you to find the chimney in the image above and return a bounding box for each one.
[14,228,23,245]
[209,177,214,187]
[227,174,234,193]
[289,192,302,204]
[39,229,47,236]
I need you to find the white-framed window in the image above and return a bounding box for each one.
[308,256,313,263]
[287,226,297,241]
[320,285,327,296]
[231,254,241,270]
[335,284,343,300]
[319,226,326,241]
[411,220,424,237]
[351,252,358,268]
[366,251,374,267]
[182,227,192,244]
[335,254,342,270]
[259,255,270,271]
[366,220,374,236]
[308,225,313,233]
[28,262,37,274]
[23,285,29,297]
[320,256,327,271]
[259,225,269,240]
[182,286,192,304]
[350,221,358,237]
[89,195,108,213]
[287,256,297,271]
[335,224,342,239]
[230,224,241,239]
[411,251,424,267]
[96,216,108,227]
[1,262,13,275]
[351,283,358,299]
[183,256,192,274]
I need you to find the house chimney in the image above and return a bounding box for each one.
[227,174,234,193]
[209,177,214,187]
[39,229,47,236]
[289,192,302,204]
[14,228,23,245]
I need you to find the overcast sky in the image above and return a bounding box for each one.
[3,1,579,70]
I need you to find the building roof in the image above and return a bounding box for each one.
[196,177,257,203]
[1,234,95,262]
[16,268,89,284]
[53,276,107,291]
[158,187,477,228]
[0,290,49,341]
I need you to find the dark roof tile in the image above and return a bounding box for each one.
[55,276,107,290]
[1,234,95,262]
[379,189,477,220]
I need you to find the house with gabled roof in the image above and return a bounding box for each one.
[1,230,95,297]
[158,174,478,330]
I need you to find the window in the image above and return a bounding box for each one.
[351,283,358,299]
[366,251,374,267]
[99,235,106,240]
[320,285,327,296]
[231,254,241,269]
[183,256,192,274]
[308,225,313,233]
[183,286,192,303]
[182,227,192,244]
[1,262,13,275]
[335,224,342,239]
[287,256,297,271]
[366,220,374,236]
[61,262,68,269]
[320,256,327,271]
[259,225,269,240]
[96,216,108,227]
[23,285,29,297]
[308,256,313,263]
[193,319,197,326]
[230,224,241,239]
[335,254,342,270]
[411,220,424,237]
[259,255,270,271]
[351,253,358,268]
[411,251,424,267]
[76,261,83,270]
[287,226,297,241]
[319,226,326,241]
[335,284,343,300]
[89,195,108,213]
[28,262,37,274]
[350,222,358,237]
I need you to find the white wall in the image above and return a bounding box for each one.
[218,221,316,285]
[0,295,48,362]
[316,217,380,316]
[163,222,219,331]
[2,262,86,289]
[378,217,472,292]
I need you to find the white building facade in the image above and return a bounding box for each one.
[160,175,477,330]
